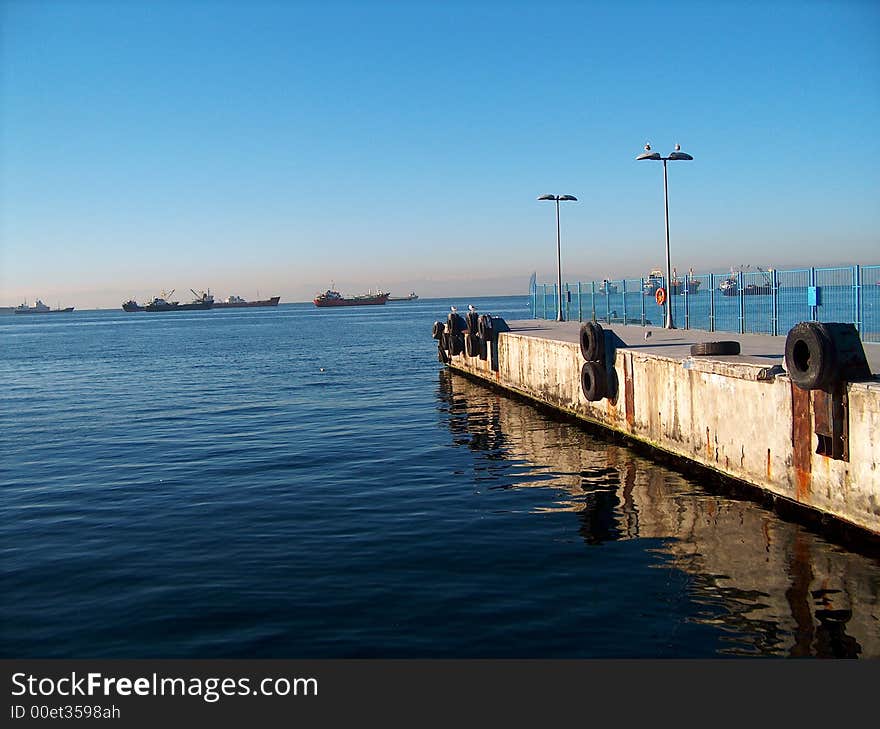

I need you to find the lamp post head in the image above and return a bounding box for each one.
[636,142,662,161]
[667,146,694,161]
[537,194,577,202]
[637,142,692,161]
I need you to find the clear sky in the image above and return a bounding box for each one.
[1,0,878,307]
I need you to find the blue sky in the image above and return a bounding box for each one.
[2,0,878,307]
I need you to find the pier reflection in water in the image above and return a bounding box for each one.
[437,370,880,658]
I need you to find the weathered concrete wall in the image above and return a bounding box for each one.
[447,331,880,536]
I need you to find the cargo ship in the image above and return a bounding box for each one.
[313,287,389,307]
[212,294,281,309]
[388,292,419,302]
[124,289,214,312]
[643,268,701,296]
[14,300,74,314]
[719,266,774,296]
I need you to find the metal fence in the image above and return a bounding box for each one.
[530,265,880,343]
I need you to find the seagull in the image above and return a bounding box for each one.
[468,304,476,312]
[644,329,652,341]
[450,306,457,313]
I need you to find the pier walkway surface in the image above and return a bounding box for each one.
[504,320,880,374]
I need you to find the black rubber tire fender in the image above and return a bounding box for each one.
[690,341,741,356]
[784,322,835,391]
[465,311,479,333]
[580,361,607,402]
[478,335,488,360]
[449,333,465,356]
[447,312,465,334]
[431,321,445,340]
[579,321,605,362]
[464,332,480,357]
[437,343,450,364]
[477,314,494,340]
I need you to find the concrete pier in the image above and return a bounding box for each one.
[442,320,880,537]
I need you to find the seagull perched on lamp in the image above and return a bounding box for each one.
[468,304,476,312]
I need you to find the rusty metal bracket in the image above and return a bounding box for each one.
[812,384,848,461]
[757,364,785,381]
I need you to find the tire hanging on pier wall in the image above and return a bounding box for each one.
[465,311,479,334]
[785,322,834,391]
[476,314,493,361]
[465,332,480,357]
[477,314,493,340]
[447,312,466,334]
[579,321,605,362]
[449,333,464,356]
[784,321,871,391]
[581,361,607,402]
[445,312,466,356]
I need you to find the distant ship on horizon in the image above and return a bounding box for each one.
[14,299,74,314]
[387,292,419,302]
[313,286,389,307]
[123,289,214,312]
[212,294,281,309]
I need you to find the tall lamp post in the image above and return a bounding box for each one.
[636,143,693,329]
[537,194,577,322]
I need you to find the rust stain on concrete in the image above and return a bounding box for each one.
[605,399,617,422]
[791,383,813,503]
[766,448,772,481]
[624,356,635,428]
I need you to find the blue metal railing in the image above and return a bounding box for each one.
[531,265,880,343]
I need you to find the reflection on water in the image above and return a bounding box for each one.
[437,370,880,657]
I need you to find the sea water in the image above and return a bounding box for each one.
[1,298,879,658]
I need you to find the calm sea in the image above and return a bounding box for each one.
[1,297,878,658]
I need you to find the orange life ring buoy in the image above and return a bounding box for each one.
[655,287,667,306]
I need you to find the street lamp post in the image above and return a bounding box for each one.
[636,143,693,329]
[537,194,577,322]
